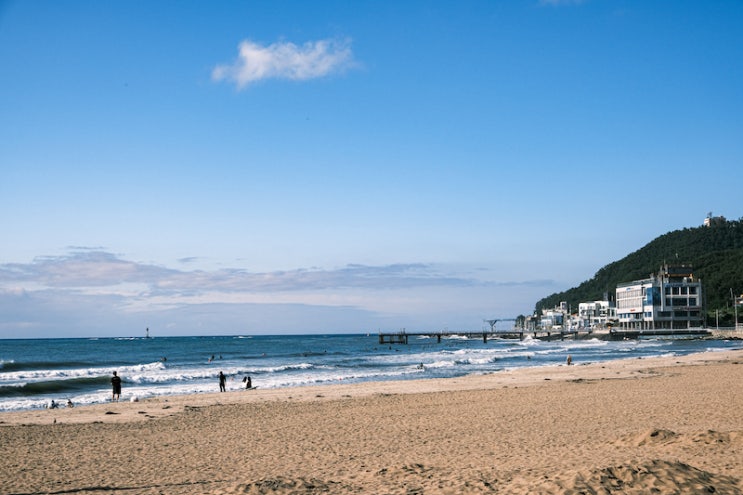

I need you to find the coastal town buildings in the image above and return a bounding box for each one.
[539,304,566,331]
[537,300,614,332]
[577,300,615,329]
[533,213,736,332]
[615,264,704,330]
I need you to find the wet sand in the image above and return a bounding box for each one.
[2,349,742,494]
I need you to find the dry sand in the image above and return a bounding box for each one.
[2,349,742,494]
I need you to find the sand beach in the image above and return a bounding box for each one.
[2,349,742,494]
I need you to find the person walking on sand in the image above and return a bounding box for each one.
[111,371,122,402]
[219,371,226,392]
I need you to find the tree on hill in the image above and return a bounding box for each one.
[534,219,743,324]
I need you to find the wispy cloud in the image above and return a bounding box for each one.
[0,251,551,337]
[0,251,176,288]
[1,251,553,296]
[212,38,355,89]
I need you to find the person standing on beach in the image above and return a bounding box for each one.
[111,371,122,402]
[219,371,226,392]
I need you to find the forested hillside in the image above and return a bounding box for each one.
[534,219,743,323]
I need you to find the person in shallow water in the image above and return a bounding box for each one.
[219,371,226,392]
[111,371,122,402]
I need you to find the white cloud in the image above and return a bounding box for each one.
[0,252,479,295]
[0,251,550,337]
[212,38,355,89]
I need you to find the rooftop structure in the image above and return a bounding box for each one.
[704,212,726,227]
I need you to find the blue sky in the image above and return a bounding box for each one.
[1,0,741,338]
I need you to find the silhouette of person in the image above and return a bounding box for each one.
[111,371,122,401]
[219,371,226,392]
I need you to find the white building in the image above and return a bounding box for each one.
[615,264,704,330]
[540,302,568,330]
[578,300,615,329]
[540,309,564,330]
[703,212,726,227]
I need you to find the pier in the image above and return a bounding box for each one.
[379,329,566,344]
[378,327,713,344]
[379,330,511,344]
[378,332,410,344]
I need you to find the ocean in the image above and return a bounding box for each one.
[1,333,741,412]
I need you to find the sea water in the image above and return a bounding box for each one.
[1,334,741,412]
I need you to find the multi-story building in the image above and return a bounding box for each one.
[539,309,564,331]
[539,301,572,331]
[577,300,615,329]
[615,264,704,330]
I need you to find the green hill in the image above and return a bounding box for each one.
[534,218,743,326]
